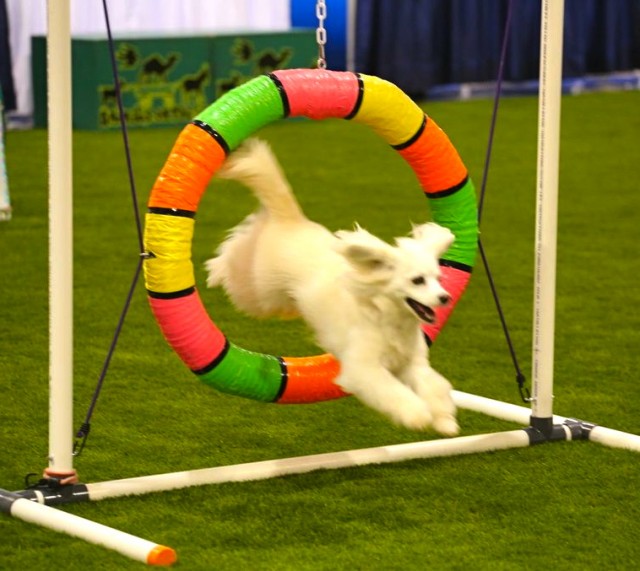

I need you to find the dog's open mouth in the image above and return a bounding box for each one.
[405,298,436,324]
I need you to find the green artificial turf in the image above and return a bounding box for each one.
[1,90,639,570]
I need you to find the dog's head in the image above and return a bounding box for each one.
[334,223,454,324]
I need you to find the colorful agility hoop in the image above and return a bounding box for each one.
[143,69,478,405]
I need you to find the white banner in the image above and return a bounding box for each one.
[6,0,291,118]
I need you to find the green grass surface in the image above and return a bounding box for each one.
[1,90,639,570]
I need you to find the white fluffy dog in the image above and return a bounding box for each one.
[205,139,459,435]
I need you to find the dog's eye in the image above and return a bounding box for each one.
[411,276,426,285]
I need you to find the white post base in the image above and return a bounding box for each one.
[1,489,176,566]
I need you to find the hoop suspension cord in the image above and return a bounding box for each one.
[474,0,530,402]
[73,0,148,456]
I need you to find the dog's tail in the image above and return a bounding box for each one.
[217,138,304,221]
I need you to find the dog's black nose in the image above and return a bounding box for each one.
[439,294,451,305]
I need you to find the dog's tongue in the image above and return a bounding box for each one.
[405,298,436,323]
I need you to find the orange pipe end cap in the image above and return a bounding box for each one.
[147,545,177,566]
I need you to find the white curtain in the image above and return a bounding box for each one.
[6,0,291,119]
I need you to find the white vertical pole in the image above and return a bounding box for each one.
[47,0,76,480]
[531,0,564,424]
[0,90,11,221]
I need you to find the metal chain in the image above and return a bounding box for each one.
[316,0,327,69]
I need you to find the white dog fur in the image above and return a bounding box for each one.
[205,139,459,435]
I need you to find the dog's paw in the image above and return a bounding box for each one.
[432,415,460,437]
[395,402,433,431]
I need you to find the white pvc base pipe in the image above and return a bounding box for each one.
[7,494,176,566]
[589,426,640,452]
[454,390,640,451]
[86,430,531,500]
[79,390,639,502]
[452,390,568,425]
[6,390,637,565]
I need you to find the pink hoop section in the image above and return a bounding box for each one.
[274,69,361,119]
[422,265,471,341]
[149,293,224,372]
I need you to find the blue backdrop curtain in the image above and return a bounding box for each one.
[355,0,640,98]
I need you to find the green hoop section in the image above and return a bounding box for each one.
[143,69,478,404]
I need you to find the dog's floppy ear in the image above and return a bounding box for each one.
[334,227,396,281]
[411,223,455,258]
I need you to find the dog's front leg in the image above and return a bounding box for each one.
[400,363,459,437]
[336,348,434,431]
